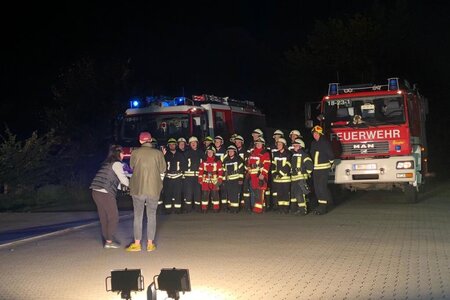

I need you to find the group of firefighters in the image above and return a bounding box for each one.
[138,125,335,215]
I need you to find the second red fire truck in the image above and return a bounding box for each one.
[306,77,429,202]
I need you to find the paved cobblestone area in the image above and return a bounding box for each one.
[0,188,449,299]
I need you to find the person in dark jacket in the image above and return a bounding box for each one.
[310,125,335,215]
[90,145,129,249]
[162,138,186,214]
[183,136,203,212]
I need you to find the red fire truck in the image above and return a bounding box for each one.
[114,94,267,153]
[306,78,429,202]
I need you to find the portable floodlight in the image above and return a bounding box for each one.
[106,268,144,300]
[147,268,191,300]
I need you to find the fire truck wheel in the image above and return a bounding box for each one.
[404,183,418,203]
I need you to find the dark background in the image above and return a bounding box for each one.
[1,1,450,179]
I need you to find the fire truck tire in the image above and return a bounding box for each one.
[404,183,418,203]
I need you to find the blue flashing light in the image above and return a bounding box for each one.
[395,145,401,151]
[328,83,339,95]
[130,99,141,108]
[388,78,399,91]
[161,101,170,107]
[175,97,186,104]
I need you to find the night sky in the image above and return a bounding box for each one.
[2,1,450,172]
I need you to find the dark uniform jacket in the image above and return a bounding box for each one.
[164,150,186,179]
[290,149,313,181]
[183,148,203,177]
[310,136,334,170]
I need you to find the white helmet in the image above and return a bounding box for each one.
[177,137,187,143]
[276,137,287,145]
[254,137,266,144]
[188,136,199,143]
[273,129,284,137]
[293,138,305,148]
[252,128,264,136]
[289,130,302,138]
[234,135,244,142]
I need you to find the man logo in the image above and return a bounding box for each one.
[353,143,375,149]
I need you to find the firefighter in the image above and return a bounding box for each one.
[290,138,313,215]
[310,125,334,215]
[270,137,292,214]
[163,138,186,214]
[222,145,245,213]
[271,129,284,150]
[202,136,213,151]
[213,135,227,210]
[232,134,247,208]
[243,137,271,214]
[233,135,247,160]
[288,130,302,151]
[198,145,223,213]
[182,136,203,213]
[177,137,187,152]
[267,130,285,210]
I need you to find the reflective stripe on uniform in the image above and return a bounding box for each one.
[314,152,331,170]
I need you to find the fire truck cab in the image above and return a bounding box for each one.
[114,94,266,149]
[306,78,429,202]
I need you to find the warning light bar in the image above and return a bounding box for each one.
[327,77,404,96]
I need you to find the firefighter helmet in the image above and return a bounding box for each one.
[227,145,238,152]
[311,125,324,135]
[214,135,224,142]
[205,145,216,154]
[177,137,187,143]
[254,137,266,144]
[292,138,305,148]
[273,129,284,138]
[203,136,213,142]
[151,138,158,146]
[289,129,302,138]
[188,136,199,143]
[234,135,244,142]
[276,137,287,145]
[252,128,264,136]
[229,133,238,143]
[167,138,177,144]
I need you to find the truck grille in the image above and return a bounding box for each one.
[342,141,389,155]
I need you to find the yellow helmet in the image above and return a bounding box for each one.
[167,138,177,144]
[311,125,324,135]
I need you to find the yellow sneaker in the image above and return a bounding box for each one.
[147,244,157,252]
[126,243,141,252]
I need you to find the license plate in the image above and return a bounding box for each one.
[353,163,377,170]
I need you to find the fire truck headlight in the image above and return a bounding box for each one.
[396,161,414,169]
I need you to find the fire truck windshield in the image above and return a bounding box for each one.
[324,95,405,127]
[119,113,190,144]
